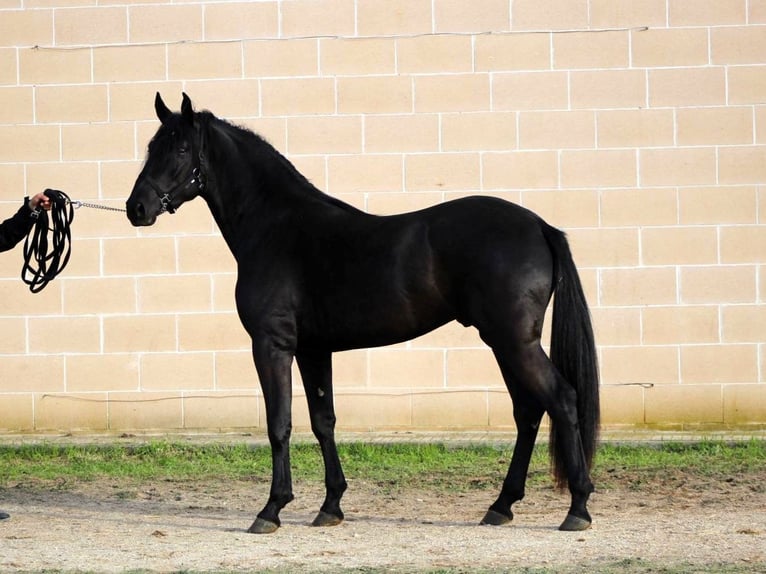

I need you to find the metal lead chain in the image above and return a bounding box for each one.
[69,200,127,213]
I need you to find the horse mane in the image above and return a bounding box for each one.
[198,111,362,215]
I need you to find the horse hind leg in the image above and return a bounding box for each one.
[296,351,348,528]
[481,382,544,527]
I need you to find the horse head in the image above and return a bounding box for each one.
[126,93,207,226]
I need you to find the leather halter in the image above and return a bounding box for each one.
[145,151,207,215]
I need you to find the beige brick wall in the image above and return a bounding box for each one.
[1,1,765,434]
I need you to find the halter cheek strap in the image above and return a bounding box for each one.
[147,152,207,215]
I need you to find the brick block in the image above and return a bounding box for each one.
[589,0,667,28]
[649,68,726,107]
[414,74,490,113]
[365,114,438,153]
[357,0,432,36]
[728,65,766,104]
[64,277,137,315]
[0,9,52,47]
[405,153,480,192]
[204,2,278,40]
[597,109,674,148]
[327,154,403,194]
[368,349,444,388]
[493,72,568,110]
[333,349,368,387]
[0,166,24,201]
[590,307,641,346]
[103,315,177,353]
[433,0,509,33]
[177,312,250,352]
[337,76,413,114]
[475,33,550,71]
[67,354,139,393]
[680,266,756,304]
[244,39,318,78]
[62,239,101,278]
[600,267,677,306]
[109,82,184,121]
[335,393,413,430]
[108,392,183,431]
[600,346,679,385]
[681,345,758,384]
[0,279,62,316]
[321,38,395,76]
[93,45,165,82]
[0,318,25,354]
[570,70,646,109]
[128,4,202,44]
[28,316,100,354]
[719,146,766,184]
[412,391,489,428]
[0,87,33,124]
[724,384,766,424]
[640,148,717,187]
[668,0,746,25]
[752,0,766,22]
[601,188,677,227]
[641,227,718,266]
[138,275,212,313]
[645,385,723,425]
[140,352,215,391]
[677,107,753,146]
[561,149,637,188]
[0,48,16,85]
[55,6,127,45]
[600,385,645,426]
[0,394,33,431]
[281,0,355,37]
[261,78,335,116]
[62,123,135,161]
[35,85,108,124]
[511,0,588,30]
[567,228,639,267]
[215,350,259,390]
[519,111,595,150]
[483,151,558,190]
[722,305,766,343]
[446,349,504,388]
[397,35,472,73]
[2,356,65,392]
[553,31,629,69]
[642,306,719,345]
[719,226,766,263]
[103,237,176,276]
[442,112,516,152]
[287,116,362,154]
[679,186,757,225]
[521,189,599,227]
[632,28,709,67]
[25,161,99,203]
[0,125,60,162]
[35,393,109,432]
[183,393,260,430]
[169,42,242,80]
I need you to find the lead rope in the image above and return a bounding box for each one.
[21,189,125,293]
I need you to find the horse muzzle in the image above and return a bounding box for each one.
[126,184,160,227]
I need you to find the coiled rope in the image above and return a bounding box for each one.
[21,189,75,293]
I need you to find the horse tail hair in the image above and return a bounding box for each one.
[542,223,600,489]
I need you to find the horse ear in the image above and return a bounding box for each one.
[155,92,172,124]
[181,92,194,125]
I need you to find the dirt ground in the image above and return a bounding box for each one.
[1,469,765,573]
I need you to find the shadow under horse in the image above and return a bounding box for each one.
[126,93,600,534]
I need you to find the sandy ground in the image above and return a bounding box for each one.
[1,473,765,573]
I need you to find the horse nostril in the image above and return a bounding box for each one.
[135,202,145,219]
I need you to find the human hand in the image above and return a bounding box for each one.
[29,192,52,212]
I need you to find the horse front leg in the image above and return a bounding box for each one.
[296,350,348,527]
[247,339,295,534]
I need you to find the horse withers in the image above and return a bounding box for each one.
[126,93,600,534]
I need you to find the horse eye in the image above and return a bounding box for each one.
[178,145,189,156]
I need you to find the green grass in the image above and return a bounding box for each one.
[0,438,763,489]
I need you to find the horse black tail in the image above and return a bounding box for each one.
[543,223,600,489]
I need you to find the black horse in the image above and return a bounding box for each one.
[127,93,600,534]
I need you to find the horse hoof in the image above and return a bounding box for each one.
[247,518,279,534]
[558,514,591,531]
[312,511,343,527]
[480,509,513,526]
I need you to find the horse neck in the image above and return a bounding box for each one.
[199,120,331,256]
